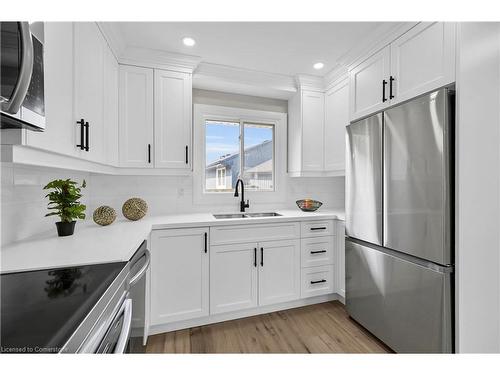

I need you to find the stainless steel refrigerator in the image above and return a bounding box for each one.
[345,87,454,353]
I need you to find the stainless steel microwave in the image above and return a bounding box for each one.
[1,22,45,131]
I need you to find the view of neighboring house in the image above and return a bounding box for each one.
[206,140,273,191]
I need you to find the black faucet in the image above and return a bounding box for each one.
[234,178,250,212]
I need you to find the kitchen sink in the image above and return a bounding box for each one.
[245,212,282,218]
[213,213,248,219]
[213,212,282,219]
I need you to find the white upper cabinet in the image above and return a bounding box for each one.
[25,23,77,157]
[349,22,456,121]
[288,88,328,176]
[154,69,192,169]
[103,47,119,166]
[324,78,349,173]
[73,22,106,163]
[288,79,347,177]
[390,22,456,105]
[150,228,209,326]
[301,90,325,172]
[118,65,154,168]
[349,46,391,121]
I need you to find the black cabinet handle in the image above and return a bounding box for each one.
[260,247,264,267]
[76,119,85,150]
[84,121,89,151]
[310,227,326,231]
[254,248,257,267]
[204,232,207,253]
[310,279,327,285]
[382,80,387,102]
[389,76,395,99]
[310,250,327,254]
[148,144,151,164]
[185,145,188,164]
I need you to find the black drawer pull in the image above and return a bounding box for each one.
[185,145,189,164]
[76,119,85,150]
[84,121,89,151]
[148,144,151,164]
[310,227,326,231]
[204,232,207,253]
[254,248,257,267]
[260,247,264,267]
[310,279,327,285]
[389,75,395,99]
[310,250,327,254]
[382,79,387,102]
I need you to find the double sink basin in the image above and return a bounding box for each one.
[213,212,282,219]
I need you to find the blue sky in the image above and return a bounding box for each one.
[206,122,272,165]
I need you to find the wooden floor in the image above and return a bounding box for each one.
[130,301,392,353]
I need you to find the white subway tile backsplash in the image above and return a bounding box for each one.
[1,163,344,246]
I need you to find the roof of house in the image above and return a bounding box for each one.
[206,139,272,170]
[245,159,272,173]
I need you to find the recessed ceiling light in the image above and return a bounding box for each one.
[182,37,196,47]
[313,62,324,70]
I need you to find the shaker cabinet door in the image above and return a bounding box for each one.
[349,45,391,121]
[258,239,300,306]
[390,22,456,104]
[324,79,349,173]
[150,228,209,325]
[118,65,154,168]
[154,69,192,170]
[210,242,258,314]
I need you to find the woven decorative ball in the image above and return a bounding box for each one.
[93,206,117,226]
[122,198,148,221]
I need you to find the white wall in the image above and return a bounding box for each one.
[0,164,344,247]
[1,163,90,246]
[87,174,344,217]
[456,22,500,353]
[193,89,288,113]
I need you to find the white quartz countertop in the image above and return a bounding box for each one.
[0,209,344,274]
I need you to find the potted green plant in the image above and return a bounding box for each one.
[44,179,87,237]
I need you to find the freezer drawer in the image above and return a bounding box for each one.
[383,88,453,265]
[345,238,453,353]
[346,113,383,246]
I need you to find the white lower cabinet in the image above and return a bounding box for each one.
[150,220,340,332]
[258,239,301,306]
[210,239,300,313]
[210,242,258,314]
[150,228,209,325]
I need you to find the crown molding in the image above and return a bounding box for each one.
[323,22,418,89]
[295,74,325,91]
[119,47,202,74]
[97,22,127,60]
[98,21,418,97]
[193,63,297,100]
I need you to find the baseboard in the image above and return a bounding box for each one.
[147,293,340,336]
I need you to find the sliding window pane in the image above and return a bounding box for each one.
[243,123,274,191]
[205,120,240,192]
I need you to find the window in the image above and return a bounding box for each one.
[216,167,226,189]
[205,120,274,192]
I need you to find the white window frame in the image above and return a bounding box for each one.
[193,104,287,206]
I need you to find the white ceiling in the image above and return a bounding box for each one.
[115,22,389,77]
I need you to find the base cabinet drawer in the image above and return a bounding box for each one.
[301,265,334,298]
[301,236,334,268]
[210,222,300,245]
[301,220,335,238]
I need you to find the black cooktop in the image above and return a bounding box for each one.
[0,262,126,353]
